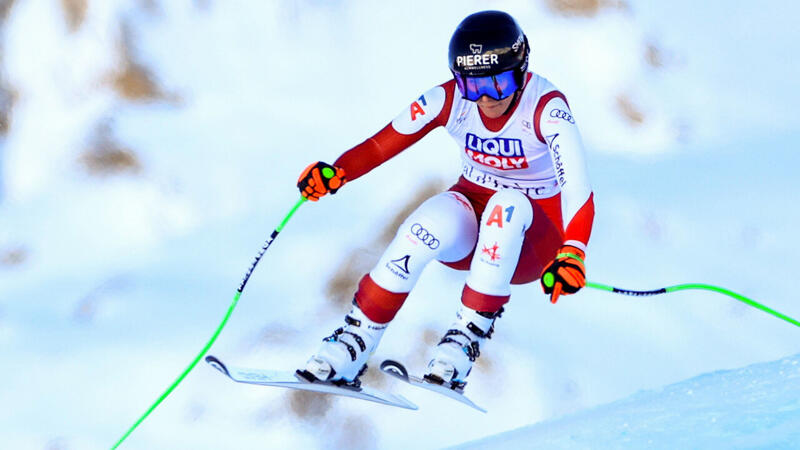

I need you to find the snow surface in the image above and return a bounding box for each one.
[456,353,800,449]
[1,1,799,449]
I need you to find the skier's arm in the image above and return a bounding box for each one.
[297,81,454,200]
[535,91,595,251]
[535,91,595,302]
[333,81,455,182]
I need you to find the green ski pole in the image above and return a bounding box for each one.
[586,281,800,329]
[111,196,307,449]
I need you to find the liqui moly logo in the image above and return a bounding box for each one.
[464,133,528,170]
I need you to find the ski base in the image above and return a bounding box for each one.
[206,355,417,410]
[380,359,487,413]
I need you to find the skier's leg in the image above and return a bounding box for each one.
[361,191,478,320]
[427,189,533,386]
[307,192,478,382]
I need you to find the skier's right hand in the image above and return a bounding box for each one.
[297,161,347,202]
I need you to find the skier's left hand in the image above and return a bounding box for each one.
[541,245,586,304]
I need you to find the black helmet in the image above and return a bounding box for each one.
[448,11,529,80]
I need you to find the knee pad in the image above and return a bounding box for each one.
[369,192,478,293]
[466,189,534,296]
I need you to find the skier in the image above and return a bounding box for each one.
[296,10,595,389]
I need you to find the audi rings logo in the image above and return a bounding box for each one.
[410,223,439,249]
[549,109,575,124]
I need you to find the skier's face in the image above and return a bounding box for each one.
[476,94,515,118]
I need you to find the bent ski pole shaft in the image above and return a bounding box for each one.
[112,196,307,449]
[586,281,800,329]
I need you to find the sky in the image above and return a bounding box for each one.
[0,1,799,449]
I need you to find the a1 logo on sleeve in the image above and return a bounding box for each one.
[391,85,446,135]
[410,95,427,121]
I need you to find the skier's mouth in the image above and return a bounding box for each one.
[480,102,502,110]
[477,98,508,118]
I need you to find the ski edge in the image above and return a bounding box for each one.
[205,355,418,411]
[380,359,488,413]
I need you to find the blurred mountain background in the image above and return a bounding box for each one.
[1,1,798,449]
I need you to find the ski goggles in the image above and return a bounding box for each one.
[453,69,521,101]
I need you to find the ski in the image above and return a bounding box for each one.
[380,359,487,413]
[205,355,418,410]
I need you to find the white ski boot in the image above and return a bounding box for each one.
[425,305,503,391]
[301,302,388,386]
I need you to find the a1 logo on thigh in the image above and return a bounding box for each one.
[485,204,515,228]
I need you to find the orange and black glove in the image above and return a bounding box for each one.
[297,161,347,202]
[541,245,586,304]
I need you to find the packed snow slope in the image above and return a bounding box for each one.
[456,353,800,449]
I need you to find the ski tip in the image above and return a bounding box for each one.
[205,355,230,377]
[401,399,420,411]
[380,359,409,381]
